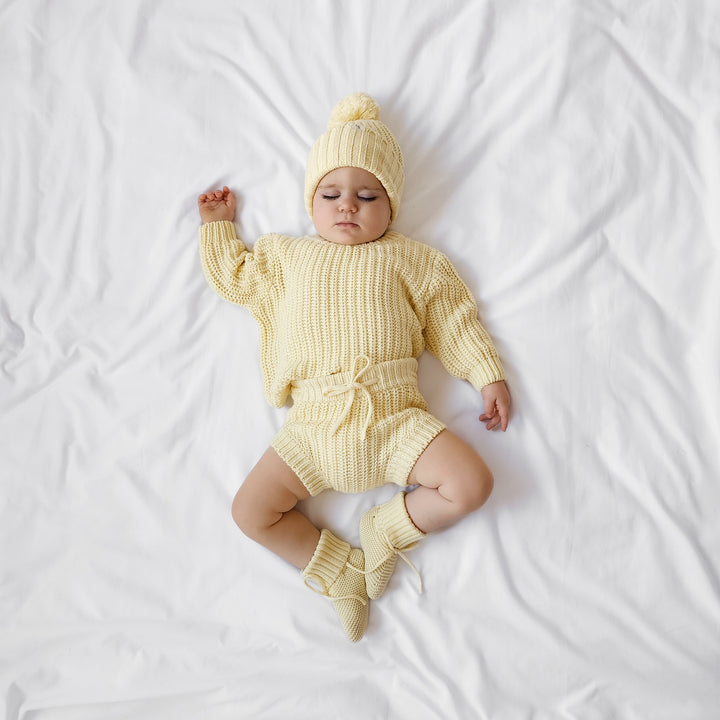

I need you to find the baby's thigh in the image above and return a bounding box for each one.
[408,430,493,504]
[232,447,310,527]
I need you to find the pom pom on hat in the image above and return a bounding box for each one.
[305,93,404,222]
[328,93,380,125]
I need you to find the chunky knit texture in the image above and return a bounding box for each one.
[271,357,445,495]
[303,529,369,642]
[360,491,426,599]
[305,93,405,221]
[199,220,505,411]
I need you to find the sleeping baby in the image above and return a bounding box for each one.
[197,93,511,641]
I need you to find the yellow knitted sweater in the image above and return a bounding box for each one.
[199,220,505,407]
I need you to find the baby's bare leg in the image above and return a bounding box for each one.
[231,447,320,569]
[404,430,493,534]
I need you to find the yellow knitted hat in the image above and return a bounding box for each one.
[304,93,404,222]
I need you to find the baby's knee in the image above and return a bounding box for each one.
[457,462,494,514]
[476,465,494,506]
[231,488,262,539]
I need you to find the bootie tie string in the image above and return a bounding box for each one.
[348,530,424,594]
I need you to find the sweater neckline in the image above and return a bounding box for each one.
[306,230,403,250]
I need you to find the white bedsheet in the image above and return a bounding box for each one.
[2,1,720,718]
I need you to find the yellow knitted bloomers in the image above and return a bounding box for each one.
[199,220,506,494]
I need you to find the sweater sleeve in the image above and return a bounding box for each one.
[199,220,278,310]
[423,252,506,390]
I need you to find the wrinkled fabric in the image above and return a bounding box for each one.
[1,1,719,718]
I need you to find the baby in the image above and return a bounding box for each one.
[198,93,511,642]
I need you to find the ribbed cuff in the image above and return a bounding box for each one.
[386,413,445,490]
[468,355,506,391]
[199,219,238,244]
[378,492,425,549]
[303,529,351,589]
[271,432,327,496]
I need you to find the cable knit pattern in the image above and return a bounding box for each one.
[199,220,505,407]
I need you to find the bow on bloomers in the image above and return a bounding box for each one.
[322,355,379,437]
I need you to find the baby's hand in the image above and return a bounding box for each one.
[479,380,511,432]
[198,186,236,224]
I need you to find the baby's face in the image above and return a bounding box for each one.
[312,167,391,246]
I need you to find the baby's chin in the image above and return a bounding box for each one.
[316,226,389,246]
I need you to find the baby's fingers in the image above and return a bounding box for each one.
[479,403,508,432]
[479,413,500,431]
[497,404,509,432]
[479,411,496,430]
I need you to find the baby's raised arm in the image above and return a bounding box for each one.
[198,186,236,224]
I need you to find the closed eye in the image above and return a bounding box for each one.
[320,193,378,202]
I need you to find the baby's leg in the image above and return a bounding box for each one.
[231,447,320,569]
[359,429,493,598]
[404,429,493,534]
[232,447,369,641]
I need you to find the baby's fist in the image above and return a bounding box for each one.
[198,186,236,224]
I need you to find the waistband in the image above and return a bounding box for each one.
[290,356,418,403]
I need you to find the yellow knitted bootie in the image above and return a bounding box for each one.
[302,529,369,642]
[359,491,426,599]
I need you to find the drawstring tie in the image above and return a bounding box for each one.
[323,355,379,436]
[348,531,424,594]
[304,572,369,606]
